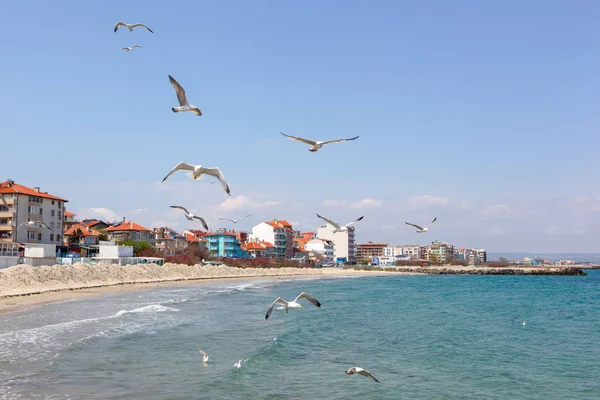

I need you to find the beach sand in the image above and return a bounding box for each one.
[0,262,409,313]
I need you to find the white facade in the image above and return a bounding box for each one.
[304,239,335,262]
[249,222,286,258]
[24,243,57,258]
[316,224,356,264]
[383,246,404,257]
[400,245,423,259]
[98,244,134,259]
[0,187,67,246]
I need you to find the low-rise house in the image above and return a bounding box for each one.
[304,238,335,262]
[104,220,152,242]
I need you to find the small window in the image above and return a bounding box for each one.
[50,234,54,241]
[51,210,55,217]
[37,232,42,241]
[56,235,61,242]
[52,201,55,205]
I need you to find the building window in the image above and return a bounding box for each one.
[56,222,60,230]
[52,201,55,205]
[51,210,55,217]
[28,206,41,214]
[50,234,54,241]
[58,202,61,207]
[56,235,61,242]
[50,222,55,230]
[0,206,7,212]
[58,211,61,219]
[27,231,37,240]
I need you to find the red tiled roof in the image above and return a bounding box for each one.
[64,211,76,217]
[246,242,265,250]
[0,181,67,201]
[293,247,307,253]
[64,224,99,236]
[105,221,149,232]
[185,233,200,243]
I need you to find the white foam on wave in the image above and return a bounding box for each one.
[115,304,179,317]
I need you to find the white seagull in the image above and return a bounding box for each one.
[161,162,231,196]
[233,359,243,368]
[405,217,437,233]
[169,75,202,116]
[114,22,153,33]
[170,206,209,231]
[197,349,209,363]
[316,214,364,233]
[265,292,321,320]
[121,45,142,51]
[345,367,381,383]
[0,194,7,208]
[218,214,252,224]
[280,132,359,152]
[18,220,51,230]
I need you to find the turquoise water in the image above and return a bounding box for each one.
[1,271,599,399]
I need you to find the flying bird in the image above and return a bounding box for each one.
[0,194,7,208]
[18,220,51,230]
[121,45,142,51]
[280,132,359,152]
[168,75,202,116]
[316,214,363,233]
[218,214,252,224]
[114,22,153,33]
[405,217,437,233]
[345,367,381,383]
[197,349,209,363]
[170,206,209,231]
[161,162,231,196]
[265,292,321,320]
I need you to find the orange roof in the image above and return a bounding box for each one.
[64,211,76,217]
[262,241,274,248]
[64,224,99,236]
[105,221,149,232]
[269,219,292,229]
[246,242,266,250]
[0,181,67,201]
[293,247,307,253]
[185,233,200,243]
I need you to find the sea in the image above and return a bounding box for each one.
[488,252,600,264]
[1,271,599,399]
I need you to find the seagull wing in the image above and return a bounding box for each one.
[132,45,142,48]
[192,216,209,231]
[218,217,235,222]
[316,213,341,230]
[405,222,424,230]
[425,217,437,229]
[0,195,7,207]
[266,297,288,320]
[280,132,317,146]
[114,21,127,32]
[38,222,52,230]
[345,216,364,227]
[17,221,26,229]
[168,75,189,106]
[202,167,231,196]
[170,205,190,215]
[161,162,195,183]
[294,292,322,308]
[197,349,207,357]
[131,23,153,33]
[358,369,381,383]
[320,135,360,146]
[241,214,252,220]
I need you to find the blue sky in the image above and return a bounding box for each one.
[1,0,598,252]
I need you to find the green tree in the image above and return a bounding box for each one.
[118,240,153,256]
[69,228,83,245]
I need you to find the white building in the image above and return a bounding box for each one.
[400,245,424,259]
[383,246,403,257]
[249,222,286,258]
[316,223,357,264]
[0,180,67,246]
[304,238,335,262]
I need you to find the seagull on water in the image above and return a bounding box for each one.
[170,206,209,230]
[316,214,364,233]
[405,217,437,233]
[18,220,51,230]
[265,292,321,320]
[197,349,209,363]
[280,132,359,152]
[169,75,202,116]
[233,359,243,368]
[121,45,142,51]
[114,22,153,33]
[218,214,252,224]
[161,162,231,196]
[345,367,381,383]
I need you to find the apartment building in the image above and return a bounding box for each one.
[206,228,246,258]
[0,180,68,245]
[250,222,287,258]
[304,238,335,262]
[316,223,357,264]
[268,219,294,258]
[427,241,455,263]
[355,241,388,264]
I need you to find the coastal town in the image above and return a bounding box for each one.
[0,180,584,269]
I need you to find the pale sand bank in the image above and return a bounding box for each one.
[0,262,410,313]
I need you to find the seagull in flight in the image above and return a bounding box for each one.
[197,349,209,363]
[405,217,437,233]
[345,367,381,383]
[168,75,202,116]
[121,45,142,51]
[114,22,153,33]
[265,292,321,320]
[316,214,363,233]
[18,220,51,230]
[218,214,252,224]
[0,194,7,208]
[280,132,359,152]
[170,206,209,231]
[161,162,231,196]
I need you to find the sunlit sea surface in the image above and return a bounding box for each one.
[1,271,599,399]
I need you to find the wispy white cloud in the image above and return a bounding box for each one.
[134,208,149,213]
[217,195,282,211]
[348,198,384,209]
[323,200,347,207]
[405,195,450,209]
[543,225,559,235]
[77,207,121,222]
[381,224,395,231]
[488,227,507,236]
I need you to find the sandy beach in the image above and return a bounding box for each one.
[0,262,407,313]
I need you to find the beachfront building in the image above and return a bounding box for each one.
[0,180,67,246]
[316,223,357,264]
[206,229,247,258]
[304,238,335,262]
[104,220,153,243]
[427,241,455,264]
[355,242,388,264]
[243,239,276,258]
[398,245,426,259]
[250,222,287,259]
[268,219,294,258]
[64,224,100,246]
